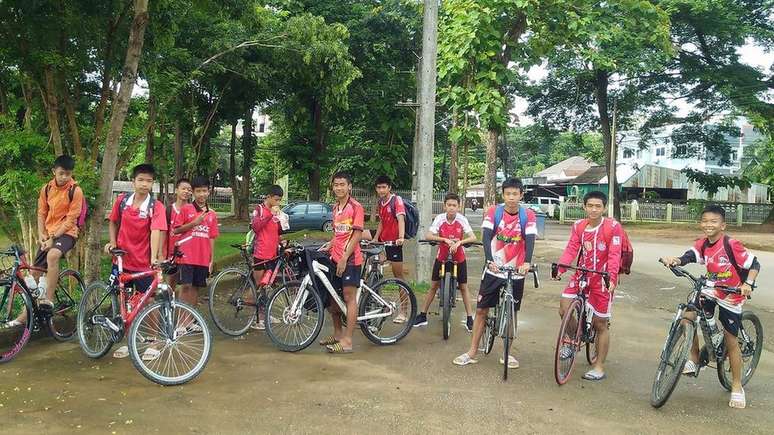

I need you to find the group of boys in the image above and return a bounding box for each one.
[26,156,760,408]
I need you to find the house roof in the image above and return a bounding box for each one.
[535,156,593,177]
[572,166,609,184]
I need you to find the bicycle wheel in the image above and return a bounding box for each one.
[480,305,498,355]
[265,280,324,352]
[128,300,212,386]
[48,269,84,341]
[502,299,512,381]
[650,320,694,408]
[359,279,417,345]
[0,283,33,363]
[76,281,119,359]
[585,329,598,365]
[208,267,257,336]
[717,311,763,391]
[441,273,452,340]
[554,299,583,385]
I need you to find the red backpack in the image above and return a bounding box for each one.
[576,217,634,275]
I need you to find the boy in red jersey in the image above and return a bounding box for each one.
[164,178,191,290]
[250,184,285,330]
[662,205,759,409]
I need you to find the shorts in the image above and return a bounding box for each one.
[33,235,76,268]
[477,273,525,309]
[384,245,403,262]
[178,264,209,288]
[561,277,612,318]
[253,258,277,272]
[431,259,467,284]
[322,264,361,308]
[700,297,742,336]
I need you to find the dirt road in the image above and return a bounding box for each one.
[2,240,772,434]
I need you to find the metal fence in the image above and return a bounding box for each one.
[560,201,773,225]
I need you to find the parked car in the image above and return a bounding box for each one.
[282,201,334,232]
[529,197,561,216]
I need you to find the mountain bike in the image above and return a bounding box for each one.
[479,265,540,381]
[551,262,610,385]
[0,245,84,362]
[418,240,482,340]
[208,242,301,336]
[265,245,417,352]
[650,260,762,408]
[76,246,211,385]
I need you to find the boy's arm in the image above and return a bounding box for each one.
[396,214,405,244]
[251,207,273,233]
[373,220,383,242]
[53,187,83,238]
[150,229,163,263]
[108,221,118,248]
[606,224,623,288]
[174,210,206,234]
[210,238,216,273]
[461,231,477,245]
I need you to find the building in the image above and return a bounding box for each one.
[533,156,594,183]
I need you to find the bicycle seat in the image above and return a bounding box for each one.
[230,243,247,250]
[110,248,127,257]
[362,247,382,256]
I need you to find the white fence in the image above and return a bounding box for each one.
[560,201,773,225]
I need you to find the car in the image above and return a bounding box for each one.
[282,201,334,232]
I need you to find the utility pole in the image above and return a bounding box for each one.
[413,0,439,284]
[608,99,618,218]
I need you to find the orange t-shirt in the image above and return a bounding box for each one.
[37,179,83,239]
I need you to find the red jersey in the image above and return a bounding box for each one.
[691,236,754,312]
[378,194,406,242]
[108,193,168,271]
[330,198,365,266]
[174,203,219,267]
[166,203,185,257]
[558,218,624,287]
[252,204,281,260]
[482,205,537,279]
[429,213,473,263]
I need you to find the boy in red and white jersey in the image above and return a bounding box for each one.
[662,205,759,409]
[164,178,191,290]
[250,184,285,330]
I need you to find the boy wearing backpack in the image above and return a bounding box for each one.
[31,155,85,312]
[662,205,759,409]
[553,191,624,381]
[164,178,192,289]
[249,184,285,330]
[454,178,537,368]
[372,175,408,320]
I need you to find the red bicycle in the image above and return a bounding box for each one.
[76,246,212,385]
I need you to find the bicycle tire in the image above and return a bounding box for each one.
[208,267,257,336]
[128,300,212,386]
[585,330,598,366]
[650,320,694,408]
[76,281,119,359]
[48,269,84,341]
[554,299,583,385]
[482,305,497,355]
[502,299,512,381]
[359,279,417,346]
[442,273,452,340]
[717,311,763,391]
[0,284,33,363]
[265,280,324,352]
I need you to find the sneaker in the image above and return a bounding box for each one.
[413,313,428,327]
[249,320,262,330]
[465,317,473,332]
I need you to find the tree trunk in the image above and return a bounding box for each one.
[448,113,459,194]
[484,129,498,208]
[145,93,156,163]
[174,120,183,182]
[0,79,8,115]
[43,66,64,156]
[62,81,83,158]
[229,121,238,216]
[594,69,620,219]
[20,79,33,130]
[84,0,150,282]
[91,10,126,163]
[461,139,469,211]
[309,99,324,201]
[238,107,254,220]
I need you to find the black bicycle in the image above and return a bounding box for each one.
[418,240,482,340]
[650,260,763,408]
[0,245,84,363]
[480,265,539,381]
[360,240,399,288]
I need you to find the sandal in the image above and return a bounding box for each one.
[582,369,607,381]
[453,353,478,366]
[682,360,698,376]
[142,347,161,361]
[318,335,338,346]
[113,345,129,359]
[1,319,24,329]
[326,342,352,354]
[729,389,746,409]
[499,355,520,369]
[37,298,54,311]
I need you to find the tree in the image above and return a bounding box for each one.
[682,168,752,199]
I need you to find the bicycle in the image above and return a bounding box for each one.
[360,240,399,288]
[418,240,482,340]
[208,242,301,336]
[0,245,84,362]
[479,264,540,381]
[265,244,417,352]
[551,262,610,385]
[650,260,762,408]
[76,245,212,385]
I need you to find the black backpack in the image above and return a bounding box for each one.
[390,195,419,239]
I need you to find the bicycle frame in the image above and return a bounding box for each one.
[495,266,540,338]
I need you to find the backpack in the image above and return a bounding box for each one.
[699,235,748,283]
[45,184,88,228]
[492,204,527,237]
[576,218,634,275]
[116,193,156,233]
[390,195,419,239]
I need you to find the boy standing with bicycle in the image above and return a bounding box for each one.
[454,178,537,368]
[372,176,406,277]
[250,184,286,330]
[414,193,477,331]
[164,178,192,290]
[662,205,759,409]
[553,191,623,382]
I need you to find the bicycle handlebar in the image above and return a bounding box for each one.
[418,240,483,248]
[657,259,747,297]
[551,263,610,289]
[361,240,400,247]
[495,264,540,288]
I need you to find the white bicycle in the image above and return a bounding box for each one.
[265,245,417,352]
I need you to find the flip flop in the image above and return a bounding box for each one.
[142,347,161,361]
[1,319,24,329]
[729,389,746,409]
[326,342,352,354]
[499,355,520,369]
[113,345,129,359]
[582,369,607,381]
[319,335,338,346]
[37,298,54,312]
[682,360,699,376]
[453,353,478,366]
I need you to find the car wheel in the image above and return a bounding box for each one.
[322,221,333,232]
